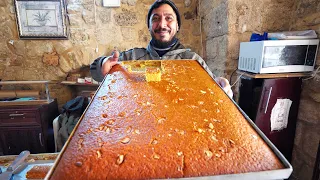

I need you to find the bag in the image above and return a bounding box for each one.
[56,96,89,151]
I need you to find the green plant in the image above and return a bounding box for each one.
[33,11,51,25]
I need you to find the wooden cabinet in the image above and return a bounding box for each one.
[0,100,59,155]
[238,76,302,162]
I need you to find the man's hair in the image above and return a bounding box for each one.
[147,0,181,29]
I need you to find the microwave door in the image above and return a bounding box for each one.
[262,45,313,73]
[263,45,308,68]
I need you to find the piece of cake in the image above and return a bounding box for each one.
[121,60,163,73]
[48,60,285,180]
[26,165,52,179]
[145,67,161,82]
[121,61,146,72]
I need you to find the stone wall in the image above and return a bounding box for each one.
[200,0,320,179]
[200,0,295,97]
[200,0,228,77]
[0,0,202,107]
[290,0,320,179]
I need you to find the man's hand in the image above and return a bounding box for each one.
[215,77,233,98]
[101,50,120,76]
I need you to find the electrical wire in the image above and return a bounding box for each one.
[302,65,320,81]
[229,68,238,85]
[231,71,245,88]
[229,68,245,88]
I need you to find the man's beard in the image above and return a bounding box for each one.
[151,28,177,48]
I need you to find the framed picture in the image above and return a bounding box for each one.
[14,0,68,39]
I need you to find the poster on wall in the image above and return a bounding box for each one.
[102,0,120,7]
[14,0,68,39]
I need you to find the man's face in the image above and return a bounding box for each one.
[149,4,179,44]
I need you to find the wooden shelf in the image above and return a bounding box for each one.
[60,81,99,87]
[0,99,54,106]
[0,81,50,85]
[237,70,312,79]
[0,81,52,105]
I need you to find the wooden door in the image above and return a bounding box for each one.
[0,127,46,155]
[255,77,302,162]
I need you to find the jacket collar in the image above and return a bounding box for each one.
[146,40,188,58]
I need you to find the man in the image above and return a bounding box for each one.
[90,0,233,97]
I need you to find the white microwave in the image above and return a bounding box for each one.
[238,39,319,73]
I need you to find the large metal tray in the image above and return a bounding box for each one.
[46,60,292,180]
[0,153,58,180]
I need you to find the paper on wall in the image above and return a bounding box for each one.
[270,99,292,131]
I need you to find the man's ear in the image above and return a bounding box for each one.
[177,25,179,32]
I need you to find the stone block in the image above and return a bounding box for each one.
[98,7,111,23]
[58,56,73,73]
[3,67,24,80]
[70,28,90,45]
[205,36,227,70]
[260,1,294,31]
[191,19,201,36]
[302,129,320,158]
[184,11,195,20]
[68,14,83,27]
[81,0,94,5]
[114,9,138,26]
[83,4,94,10]
[22,57,43,69]
[177,28,190,42]
[184,0,191,7]
[294,12,320,27]
[199,0,225,18]
[43,66,66,80]
[296,0,320,18]
[121,27,137,41]
[8,54,23,67]
[225,59,237,72]
[9,5,14,14]
[23,69,44,80]
[66,0,83,4]
[0,1,5,7]
[82,9,96,25]
[0,26,13,41]
[227,34,240,60]
[0,66,5,78]
[11,40,26,56]
[138,29,150,43]
[67,50,84,70]
[53,41,73,56]
[43,52,59,66]
[202,1,228,38]
[95,27,122,45]
[25,41,54,58]
[67,4,82,14]
[0,7,9,22]
[123,0,137,6]
[0,42,9,59]
[228,0,264,34]
[297,98,320,124]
